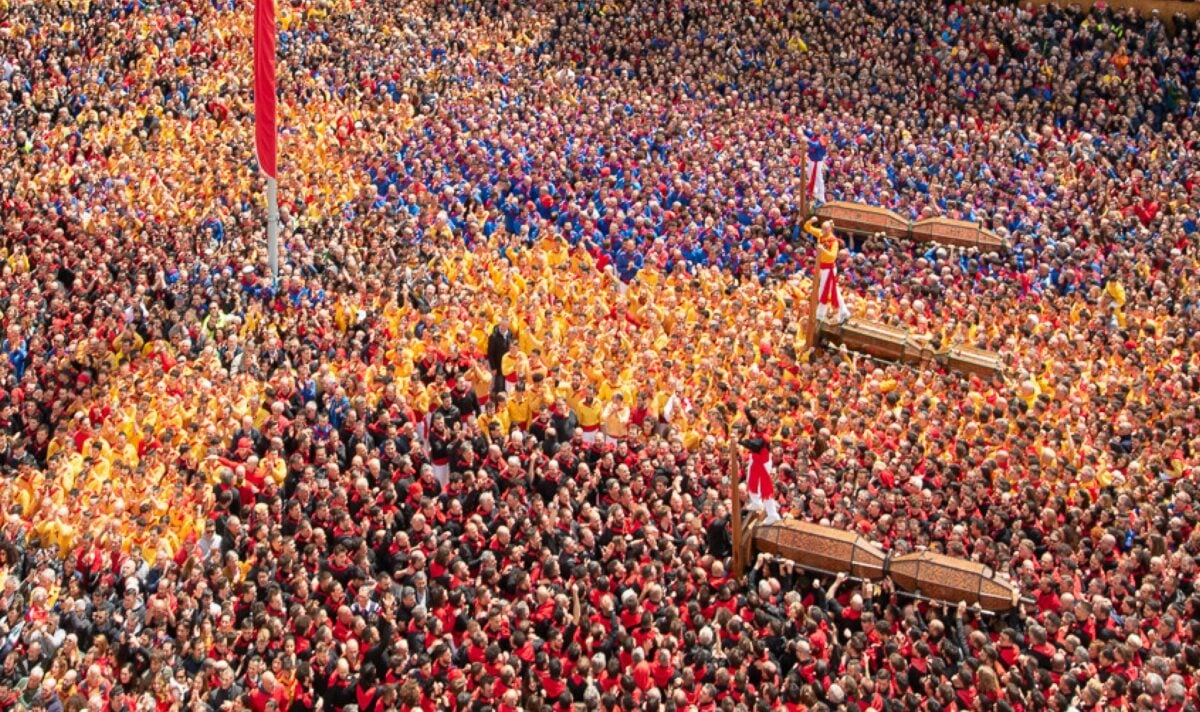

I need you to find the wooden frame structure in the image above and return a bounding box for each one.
[817,320,1004,379]
[801,201,1006,380]
[728,204,1015,606]
[727,455,1026,611]
[815,201,1009,251]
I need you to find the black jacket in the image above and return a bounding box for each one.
[487,326,513,372]
[550,409,579,442]
[451,388,480,421]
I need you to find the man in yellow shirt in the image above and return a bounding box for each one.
[479,393,513,436]
[602,392,631,445]
[597,364,631,404]
[500,341,526,394]
[804,216,851,324]
[569,385,604,444]
[507,382,535,430]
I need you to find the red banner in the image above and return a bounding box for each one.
[254,0,277,179]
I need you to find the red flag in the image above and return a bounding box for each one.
[254,0,277,179]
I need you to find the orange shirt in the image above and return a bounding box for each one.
[602,403,629,438]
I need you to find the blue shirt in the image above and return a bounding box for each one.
[614,249,644,283]
[2,339,28,381]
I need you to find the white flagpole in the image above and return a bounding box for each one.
[267,176,280,287]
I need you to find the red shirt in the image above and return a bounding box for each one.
[248,684,288,712]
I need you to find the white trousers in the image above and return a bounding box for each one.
[816,266,851,323]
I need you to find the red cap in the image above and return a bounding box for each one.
[237,438,253,451]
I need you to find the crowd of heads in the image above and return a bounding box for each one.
[0,0,1199,710]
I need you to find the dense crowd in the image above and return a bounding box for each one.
[1,0,1199,709]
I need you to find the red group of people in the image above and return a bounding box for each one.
[0,0,1198,711]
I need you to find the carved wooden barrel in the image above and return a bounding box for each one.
[911,217,1008,251]
[903,337,938,366]
[886,551,1021,612]
[937,345,1004,380]
[815,202,910,240]
[833,319,911,361]
[753,521,888,581]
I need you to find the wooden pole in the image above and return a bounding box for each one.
[805,231,821,351]
[799,147,820,351]
[799,145,809,222]
[267,177,280,287]
[729,423,745,581]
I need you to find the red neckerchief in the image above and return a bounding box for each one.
[356,684,377,710]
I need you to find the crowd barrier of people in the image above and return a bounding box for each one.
[0,0,1199,710]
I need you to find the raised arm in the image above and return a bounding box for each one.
[803,216,823,239]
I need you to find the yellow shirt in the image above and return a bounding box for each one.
[804,221,839,267]
[517,323,543,354]
[507,393,533,427]
[1105,280,1127,308]
[528,382,552,414]
[571,397,603,429]
[597,379,632,404]
[602,403,630,438]
[262,453,287,485]
[479,409,512,436]
[817,239,838,267]
[34,520,74,558]
[472,364,494,398]
[501,352,526,381]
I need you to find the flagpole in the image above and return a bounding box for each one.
[254,0,279,288]
[800,144,809,222]
[722,413,746,582]
[267,177,280,286]
[800,143,819,350]
[806,237,821,351]
[731,435,744,580]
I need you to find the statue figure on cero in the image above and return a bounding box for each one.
[804,216,851,325]
[735,404,779,525]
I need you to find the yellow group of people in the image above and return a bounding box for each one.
[6,216,1193,570]
[0,230,790,561]
[2,0,1195,582]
